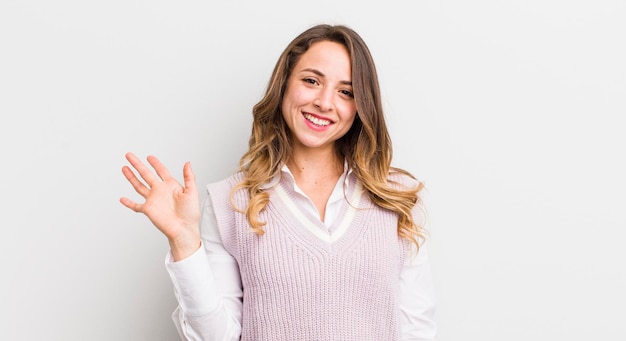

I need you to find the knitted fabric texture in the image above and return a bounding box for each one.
[207,173,410,341]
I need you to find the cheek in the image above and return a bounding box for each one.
[342,103,358,123]
[346,114,357,130]
[281,89,297,116]
[292,89,311,105]
[283,81,309,105]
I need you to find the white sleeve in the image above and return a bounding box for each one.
[165,195,243,341]
[398,187,437,341]
[398,244,437,340]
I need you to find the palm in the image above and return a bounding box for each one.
[120,152,200,248]
[140,176,198,238]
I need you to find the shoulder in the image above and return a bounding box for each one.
[205,172,246,203]
[207,171,245,189]
[388,169,430,227]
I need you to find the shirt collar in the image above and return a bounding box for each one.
[260,160,353,191]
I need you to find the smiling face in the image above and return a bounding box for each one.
[281,40,357,155]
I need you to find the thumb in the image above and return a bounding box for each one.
[182,162,197,194]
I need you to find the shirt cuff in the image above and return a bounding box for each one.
[165,242,220,316]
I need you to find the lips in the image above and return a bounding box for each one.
[303,112,332,127]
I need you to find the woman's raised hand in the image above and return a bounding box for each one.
[120,152,201,261]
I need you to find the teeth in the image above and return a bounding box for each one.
[304,113,331,126]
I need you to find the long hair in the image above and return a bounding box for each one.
[232,24,425,248]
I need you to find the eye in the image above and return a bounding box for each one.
[303,78,318,85]
[340,89,354,98]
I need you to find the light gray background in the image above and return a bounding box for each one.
[1,1,624,340]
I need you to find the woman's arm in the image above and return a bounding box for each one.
[398,187,437,341]
[166,195,243,340]
[120,153,242,340]
[398,245,437,340]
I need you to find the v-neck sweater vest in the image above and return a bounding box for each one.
[207,173,409,341]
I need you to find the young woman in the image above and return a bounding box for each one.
[121,24,436,341]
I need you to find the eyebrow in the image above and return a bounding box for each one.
[300,68,352,86]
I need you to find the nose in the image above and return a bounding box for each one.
[313,88,333,112]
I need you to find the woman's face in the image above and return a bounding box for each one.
[281,40,357,154]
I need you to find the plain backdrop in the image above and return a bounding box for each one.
[1,1,624,340]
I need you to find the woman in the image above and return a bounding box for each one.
[121,24,436,340]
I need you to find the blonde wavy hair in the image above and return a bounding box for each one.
[232,24,425,249]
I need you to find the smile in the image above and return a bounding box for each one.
[303,113,332,127]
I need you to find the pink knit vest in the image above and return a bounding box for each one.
[207,173,409,341]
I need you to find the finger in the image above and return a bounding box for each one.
[119,197,143,213]
[125,152,159,187]
[182,162,197,194]
[146,155,173,181]
[121,165,150,197]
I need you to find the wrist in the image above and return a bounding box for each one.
[169,230,201,261]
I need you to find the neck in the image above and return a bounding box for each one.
[286,146,344,181]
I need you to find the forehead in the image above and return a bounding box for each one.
[293,41,352,77]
